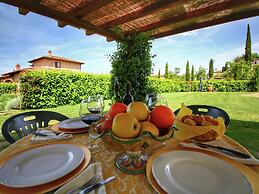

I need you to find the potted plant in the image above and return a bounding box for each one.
[207,84,213,92]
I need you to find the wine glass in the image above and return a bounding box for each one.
[80,95,104,153]
[87,95,104,115]
[147,95,168,110]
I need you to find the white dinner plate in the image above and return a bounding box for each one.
[59,118,89,130]
[0,144,85,188]
[152,151,253,194]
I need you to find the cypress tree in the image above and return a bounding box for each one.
[158,69,160,78]
[209,59,214,78]
[191,65,194,81]
[245,24,252,62]
[165,62,169,79]
[185,60,190,81]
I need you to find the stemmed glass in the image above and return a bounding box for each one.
[147,95,168,110]
[80,95,104,153]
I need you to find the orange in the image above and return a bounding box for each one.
[150,105,175,129]
[108,102,127,118]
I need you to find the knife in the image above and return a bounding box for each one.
[79,176,115,194]
[193,142,251,159]
[32,131,48,137]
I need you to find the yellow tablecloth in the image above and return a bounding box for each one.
[0,132,258,194]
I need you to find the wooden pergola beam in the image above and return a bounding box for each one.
[154,8,259,39]
[100,0,182,29]
[58,0,114,28]
[127,0,253,34]
[18,7,29,15]
[18,0,42,15]
[76,0,114,19]
[1,0,119,40]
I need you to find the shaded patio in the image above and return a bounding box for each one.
[0,1,259,193]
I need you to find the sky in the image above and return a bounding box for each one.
[0,3,259,75]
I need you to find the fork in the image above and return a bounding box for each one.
[67,173,101,194]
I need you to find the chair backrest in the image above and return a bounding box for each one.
[2,111,69,144]
[174,105,230,127]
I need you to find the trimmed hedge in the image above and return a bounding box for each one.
[20,70,111,109]
[0,83,16,94]
[148,78,256,92]
[20,70,256,109]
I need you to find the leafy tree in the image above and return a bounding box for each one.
[168,70,174,79]
[252,53,259,61]
[164,67,183,80]
[208,59,214,79]
[185,60,190,81]
[245,24,252,62]
[191,65,194,81]
[225,59,253,80]
[234,53,259,63]
[222,62,230,72]
[158,69,160,78]
[110,32,154,101]
[196,66,207,80]
[165,62,169,79]
[174,67,180,75]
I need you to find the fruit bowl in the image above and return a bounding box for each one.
[89,121,174,174]
[89,101,176,174]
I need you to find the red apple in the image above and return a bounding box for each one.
[99,118,113,132]
[108,102,127,118]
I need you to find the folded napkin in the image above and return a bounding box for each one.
[54,162,106,194]
[174,103,226,141]
[180,142,259,165]
[30,129,72,142]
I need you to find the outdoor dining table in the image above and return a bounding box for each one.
[0,128,259,194]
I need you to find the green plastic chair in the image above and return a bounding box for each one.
[2,111,69,144]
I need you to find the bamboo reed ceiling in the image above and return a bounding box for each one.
[1,0,259,41]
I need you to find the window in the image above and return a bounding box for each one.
[55,62,61,68]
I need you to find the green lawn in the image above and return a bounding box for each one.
[165,92,259,157]
[0,92,258,157]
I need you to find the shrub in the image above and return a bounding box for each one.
[0,83,16,93]
[5,96,21,110]
[20,70,111,109]
[0,94,17,111]
[148,78,256,93]
[19,70,256,109]
[256,67,259,92]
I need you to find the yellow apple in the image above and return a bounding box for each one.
[140,121,159,136]
[127,102,149,121]
[112,113,141,138]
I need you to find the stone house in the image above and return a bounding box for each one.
[0,51,84,83]
[29,51,84,71]
[252,58,259,68]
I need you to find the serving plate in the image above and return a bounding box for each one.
[51,118,89,133]
[59,118,89,130]
[0,144,84,188]
[151,149,253,194]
